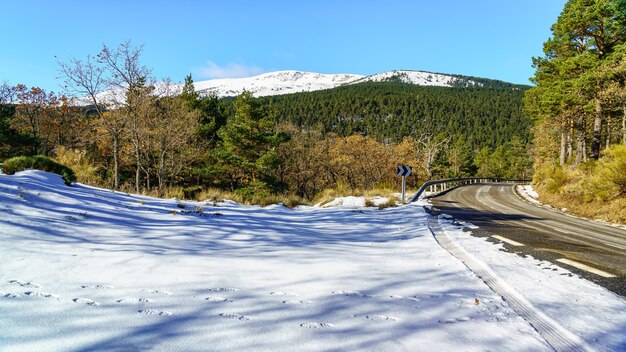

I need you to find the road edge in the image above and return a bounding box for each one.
[512,185,626,231]
[426,209,596,352]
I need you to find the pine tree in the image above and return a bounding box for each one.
[527,0,626,164]
[181,74,199,109]
[213,91,288,196]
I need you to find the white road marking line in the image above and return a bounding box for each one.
[605,243,626,250]
[492,235,524,247]
[556,258,617,278]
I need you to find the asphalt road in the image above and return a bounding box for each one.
[429,183,626,297]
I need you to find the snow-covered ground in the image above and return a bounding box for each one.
[1,170,625,351]
[517,184,543,205]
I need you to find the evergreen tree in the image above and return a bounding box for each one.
[181,74,199,109]
[213,91,288,196]
[526,0,626,165]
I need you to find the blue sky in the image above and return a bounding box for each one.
[1,0,566,92]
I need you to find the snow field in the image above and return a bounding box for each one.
[0,170,624,351]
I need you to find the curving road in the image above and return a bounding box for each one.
[429,183,626,296]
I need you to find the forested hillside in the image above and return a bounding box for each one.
[525,0,626,223]
[0,42,534,204]
[261,82,529,149]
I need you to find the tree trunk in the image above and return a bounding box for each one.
[135,164,140,193]
[559,126,566,166]
[132,117,141,194]
[112,134,120,190]
[591,98,603,159]
[158,151,166,191]
[566,119,573,160]
[606,114,611,150]
[623,104,626,146]
[575,115,585,166]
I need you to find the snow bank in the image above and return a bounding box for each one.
[0,171,623,351]
[517,184,542,205]
[318,196,391,208]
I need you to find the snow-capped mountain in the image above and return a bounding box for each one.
[352,70,481,88]
[193,71,363,98]
[190,70,482,98]
[79,70,490,105]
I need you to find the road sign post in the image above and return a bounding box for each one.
[402,176,406,203]
[396,165,412,203]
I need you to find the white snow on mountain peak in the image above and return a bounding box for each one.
[189,69,481,98]
[80,69,482,105]
[192,70,364,98]
[353,70,480,87]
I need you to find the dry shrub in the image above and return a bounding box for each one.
[136,186,184,199]
[587,145,626,201]
[197,188,234,202]
[312,188,361,206]
[534,145,626,224]
[54,146,100,185]
[378,197,399,210]
[364,188,399,198]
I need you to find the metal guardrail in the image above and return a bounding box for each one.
[410,177,531,202]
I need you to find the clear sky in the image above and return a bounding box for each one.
[1,0,566,92]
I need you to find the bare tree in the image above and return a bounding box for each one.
[98,41,152,193]
[143,80,199,192]
[418,133,450,179]
[0,81,17,104]
[12,85,60,155]
[58,55,125,189]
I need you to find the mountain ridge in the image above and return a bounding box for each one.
[83,70,528,105]
[191,69,528,98]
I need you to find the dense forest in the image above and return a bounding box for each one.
[261,82,529,149]
[525,0,626,222]
[0,42,534,204]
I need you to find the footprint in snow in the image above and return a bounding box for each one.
[208,288,239,292]
[81,284,113,290]
[73,297,101,306]
[205,296,234,303]
[9,280,41,288]
[1,292,20,298]
[332,290,372,298]
[389,295,421,302]
[403,297,421,302]
[439,317,471,324]
[25,291,60,299]
[139,309,172,316]
[366,315,399,322]
[282,300,312,305]
[300,322,334,329]
[219,313,251,321]
[116,297,151,304]
[270,291,299,297]
[143,289,172,296]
